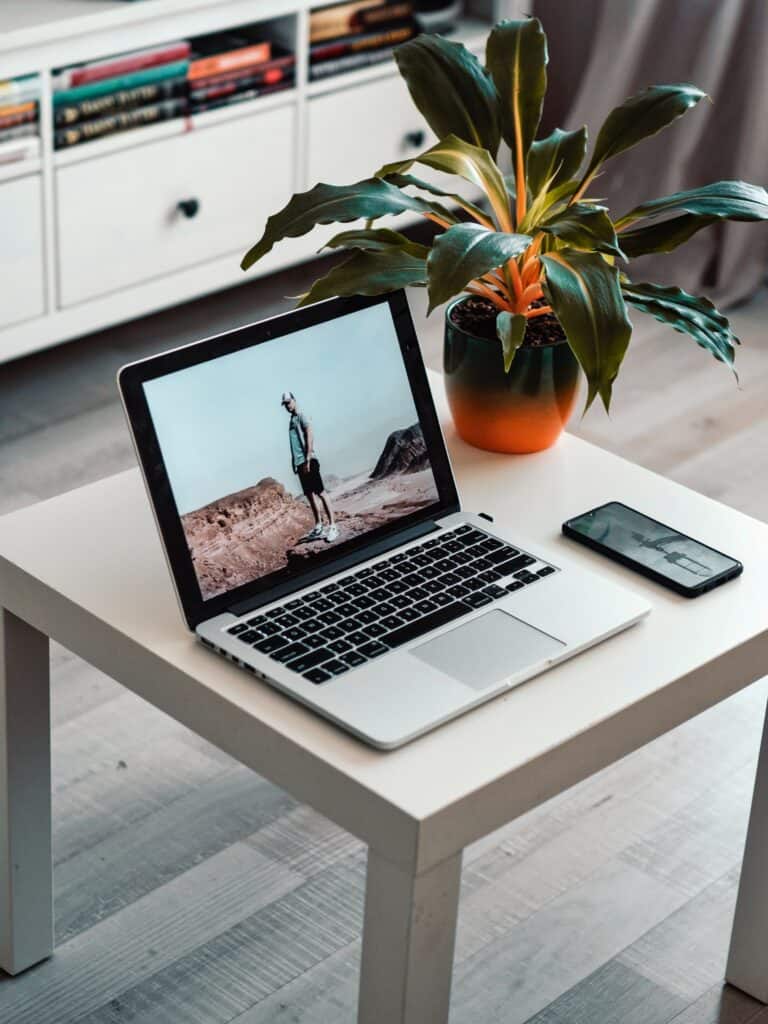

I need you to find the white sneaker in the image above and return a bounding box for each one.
[325,523,339,542]
[305,524,324,541]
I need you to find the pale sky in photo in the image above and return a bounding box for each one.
[144,302,428,513]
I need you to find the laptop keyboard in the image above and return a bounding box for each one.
[224,525,557,685]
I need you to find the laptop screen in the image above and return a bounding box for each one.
[141,300,443,603]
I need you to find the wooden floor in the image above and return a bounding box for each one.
[1,263,767,1024]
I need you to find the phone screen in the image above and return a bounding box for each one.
[566,502,740,589]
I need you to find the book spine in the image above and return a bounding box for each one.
[0,75,40,102]
[54,97,188,149]
[54,77,187,126]
[310,2,414,42]
[189,67,291,102]
[0,136,41,165]
[0,107,37,131]
[311,24,414,63]
[309,47,397,80]
[190,54,295,89]
[310,1,383,42]
[0,123,38,144]
[188,42,272,81]
[61,41,192,88]
[191,83,290,115]
[53,60,190,107]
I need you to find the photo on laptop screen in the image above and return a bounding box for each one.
[143,303,440,600]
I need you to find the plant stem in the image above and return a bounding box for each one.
[466,282,511,311]
[518,283,544,308]
[525,304,553,318]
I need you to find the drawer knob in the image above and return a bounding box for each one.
[177,198,200,219]
[404,130,425,149]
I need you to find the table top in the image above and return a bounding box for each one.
[2,369,767,867]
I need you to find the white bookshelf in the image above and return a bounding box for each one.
[0,0,514,363]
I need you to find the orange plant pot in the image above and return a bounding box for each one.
[443,298,580,454]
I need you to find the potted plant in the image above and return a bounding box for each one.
[242,17,768,453]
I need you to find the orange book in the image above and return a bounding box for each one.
[310,1,384,43]
[188,42,272,81]
[0,99,36,120]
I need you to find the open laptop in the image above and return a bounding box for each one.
[119,290,650,749]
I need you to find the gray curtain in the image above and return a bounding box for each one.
[534,0,768,308]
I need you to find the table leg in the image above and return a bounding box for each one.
[0,609,53,976]
[726,699,768,1002]
[358,848,462,1024]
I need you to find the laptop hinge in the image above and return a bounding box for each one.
[226,518,441,619]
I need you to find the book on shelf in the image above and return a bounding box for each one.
[189,66,293,103]
[0,101,38,128]
[0,123,38,144]
[188,33,272,81]
[309,45,399,80]
[191,81,293,116]
[52,41,191,91]
[54,77,187,126]
[0,136,41,165]
[0,74,40,104]
[54,97,188,149]
[190,52,295,90]
[310,2,414,43]
[53,61,190,107]
[310,22,415,62]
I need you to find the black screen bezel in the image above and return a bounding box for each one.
[562,500,743,596]
[119,291,459,628]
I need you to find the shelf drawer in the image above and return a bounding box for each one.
[56,105,296,307]
[307,75,435,186]
[0,174,45,329]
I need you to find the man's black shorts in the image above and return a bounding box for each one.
[298,458,325,497]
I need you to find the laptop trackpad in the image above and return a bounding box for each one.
[411,609,565,691]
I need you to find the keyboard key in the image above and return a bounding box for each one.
[414,599,437,615]
[399,607,420,622]
[379,568,400,582]
[323,659,349,676]
[443,539,464,553]
[322,626,344,641]
[368,588,390,603]
[375,601,396,616]
[358,641,389,659]
[423,580,444,594]
[310,597,333,612]
[318,611,342,625]
[238,629,261,643]
[409,586,429,601]
[255,635,290,654]
[401,572,424,587]
[364,623,387,638]
[441,572,462,586]
[432,592,454,607]
[391,595,411,609]
[478,569,502,583]
[304,634,326,649]
[337,617,361,633]
[420,565,440,580]
[351,595,375,609]
[496,554,536,575]
[274,613,300,629]
[483,584,508,600]
[342,650,367,667]
[388,579,408,594]
[328,591,350,607]
[329,639,353,654]
[487,546,520,565]
[246,615,267,628]
[424,536,442,547]
[471,557,493,571]
[515,570,539,583]
[448,584,470,599]
[304,667,331,684]
[302,618,323,633]
[345,583,366,597]
[292,606,316,621]
[454,524,472,534]
[506,581,524,592]
[478,537,503,552]
[381,615,403,630]
[285,598,303,610]
[336,602,358,618]
[271,641,310,663]
[538,566,556,577]
[455,566,475,580]
[356,567,375,578]
[347,631,370,646]
[452,550,473,565]
[380,601,470,648]
[465,577,486,592]
[286,648,334,673]
[324,583,342,593]
[282,626,306,642]
[356,609,377,625]
[434,559,457,573]
[391,551,409,563]
[465,592,492,608]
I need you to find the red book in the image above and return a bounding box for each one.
[60,42,191,88]
[311,24,414,62]
[191,53,295,90]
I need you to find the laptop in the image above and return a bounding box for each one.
[118,290,650,749]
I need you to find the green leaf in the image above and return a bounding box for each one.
[297,250,427,307]
[496,311,527,372]
[616,180,768,227]
[241,178,439,269]
[581,83,706,185]
[621,280,738,373]
[539,203,626,259]
[383,171,493,226]
[377,134,512,231]
[394,34,500,155]
[527,126,587,198]
[541,250,632,412]
[426,223,531,313]
[521,177,581,231]
[486,18,548,166]
[322,227,429,258]
[617,213,717,257]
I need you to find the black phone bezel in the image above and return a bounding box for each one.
[562,500,743,598]
[119,290,460,629]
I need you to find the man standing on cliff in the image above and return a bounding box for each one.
[281,391,338,542]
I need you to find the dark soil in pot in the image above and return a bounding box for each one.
[449,296,566,347]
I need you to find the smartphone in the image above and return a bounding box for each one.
[562,501,743,597]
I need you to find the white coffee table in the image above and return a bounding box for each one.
[2,370,767,1023]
